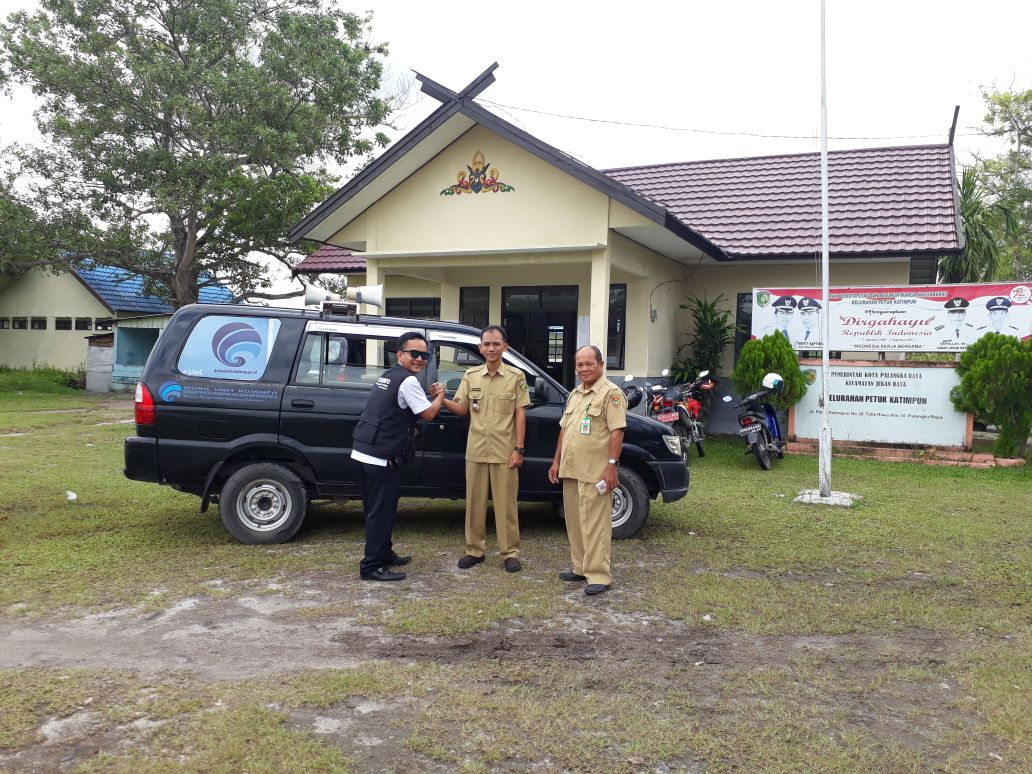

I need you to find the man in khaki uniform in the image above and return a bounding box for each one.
[548,345,626,596]
[436,325,531,572]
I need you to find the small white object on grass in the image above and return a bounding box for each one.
[66,491,77,501]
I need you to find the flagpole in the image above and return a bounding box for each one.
[818,0,832,496]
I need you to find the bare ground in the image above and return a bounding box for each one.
[0,569,993,773]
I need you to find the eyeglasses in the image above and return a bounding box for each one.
[400,349,431,361]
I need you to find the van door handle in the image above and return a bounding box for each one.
[291,399,315,408]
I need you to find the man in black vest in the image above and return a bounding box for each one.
[351,332,445,581]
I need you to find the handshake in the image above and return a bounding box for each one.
[428,382,445,398]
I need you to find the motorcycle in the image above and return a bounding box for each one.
[621,373,644,410]
[677,370,715,457]
[722,372,786,470]
[644,369,713,459]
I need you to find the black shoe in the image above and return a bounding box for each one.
[388,554,412,566]
[457,554,485,569]
[503,557,522,573]
[559,571,587,582]
[584,583,611,596]
[361,567,406,582]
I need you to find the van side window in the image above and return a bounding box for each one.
[434,344,484,395]
[292,332,401,388]
[433,343,538,401]
[177,315,281,381]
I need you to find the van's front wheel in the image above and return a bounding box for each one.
[220,463,307,544]
[611,468,649,538]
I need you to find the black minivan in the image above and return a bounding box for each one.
[124,304,689,543]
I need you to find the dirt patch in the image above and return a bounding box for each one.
[0,571,1013,772]
[0,573,958,679]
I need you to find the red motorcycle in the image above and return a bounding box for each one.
[648,369,714,458]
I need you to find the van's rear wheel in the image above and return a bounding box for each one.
[557,467,650,540]
[220,463,307,544]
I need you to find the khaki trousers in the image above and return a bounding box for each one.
[562,478,612,585]
[465,460,520,559]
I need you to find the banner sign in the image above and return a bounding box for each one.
[751,282,1032,352]
[792,363,968,447]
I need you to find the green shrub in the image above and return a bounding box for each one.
[730,332,807,410]
[670,293,739,382]
[0,363,84,393]
[950,333,1032,458]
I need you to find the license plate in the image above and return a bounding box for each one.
[657,411,678,423]
[739,425,760,435]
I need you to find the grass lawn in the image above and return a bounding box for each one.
[0,391,1029,772]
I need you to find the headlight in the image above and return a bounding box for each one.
[663,435,682,456]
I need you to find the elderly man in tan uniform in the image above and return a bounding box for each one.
[548,344,626,596]
[436,325,531,572]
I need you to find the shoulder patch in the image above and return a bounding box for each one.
[610,395,621,407]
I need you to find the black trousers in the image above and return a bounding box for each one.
[358,461,401,577]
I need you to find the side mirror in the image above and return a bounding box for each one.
[722,395,733,403]
[698,370,710,378]
[623,374,635,383]
[661,368,670,377]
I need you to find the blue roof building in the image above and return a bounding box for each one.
[74,264,234,314]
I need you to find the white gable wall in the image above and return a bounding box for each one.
[0,268,111,369]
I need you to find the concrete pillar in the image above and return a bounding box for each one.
[587,248,611,361]
[440,275,460,323]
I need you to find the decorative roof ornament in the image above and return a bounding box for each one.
[441,149,515,196]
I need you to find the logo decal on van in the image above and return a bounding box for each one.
[212,322,264,367]
[177,316,281,382]
[159,381,183,402]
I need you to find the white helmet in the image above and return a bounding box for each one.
[762,372,784,391]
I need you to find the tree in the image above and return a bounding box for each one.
[0,0,392,306]
[974,87,1032,281]
[938,167,1019,283]
[730,332,807,411]
[950,333,1032,459]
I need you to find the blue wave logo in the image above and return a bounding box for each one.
[211,322,263,367]
[159,381,183,402]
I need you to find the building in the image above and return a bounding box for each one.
[0,263,232,373]
[288,64,962,386]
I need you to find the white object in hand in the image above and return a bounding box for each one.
[595,480,607,495]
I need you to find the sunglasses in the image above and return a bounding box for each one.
[400,349,431,361]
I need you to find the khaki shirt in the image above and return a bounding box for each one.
[454,362,531,463]
[558,377,627,483]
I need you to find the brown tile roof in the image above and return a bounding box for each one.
[294,244,366,274]
[295,144,961,272]
[605,144,961,259]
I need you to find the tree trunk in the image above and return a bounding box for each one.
[172,210,200,308]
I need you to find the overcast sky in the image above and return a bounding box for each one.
[2,0,1030,297]
[3,0,1031,170]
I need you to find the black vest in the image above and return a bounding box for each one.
[351,364,419,461]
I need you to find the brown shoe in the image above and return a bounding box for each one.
[457,554,485,569]
[503,557,522,573]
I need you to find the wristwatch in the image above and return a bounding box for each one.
[608,458,619,466]
[514,447,525,454]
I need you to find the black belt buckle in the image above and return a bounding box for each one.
[386,457,398,470]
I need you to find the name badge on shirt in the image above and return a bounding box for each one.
[580,416,591,435]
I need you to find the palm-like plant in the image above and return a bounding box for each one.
[940,168,1019,283]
